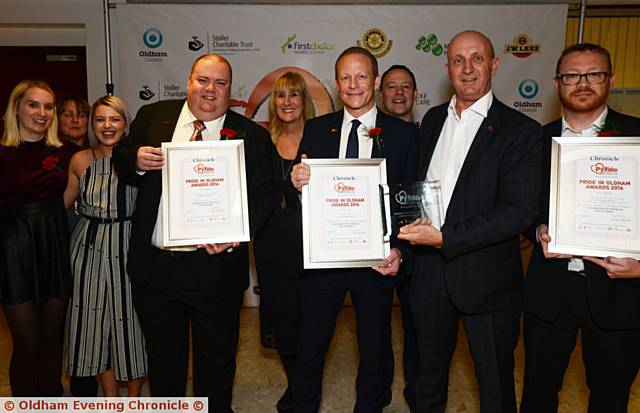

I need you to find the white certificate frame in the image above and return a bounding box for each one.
[548,136,640,259]
[302,158,391,269]
[160,140,250,247]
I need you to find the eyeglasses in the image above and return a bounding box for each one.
[556,71,610,86]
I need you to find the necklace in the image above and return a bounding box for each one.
[280,157,295,209]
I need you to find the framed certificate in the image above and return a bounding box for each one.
[548,137,640,259]
[302,158,391,269]
[160,140,250,247]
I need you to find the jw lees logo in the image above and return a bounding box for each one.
[591,162,618,175]
[334,182,355,193]
[504,34,541,58]
[357,28,392,58]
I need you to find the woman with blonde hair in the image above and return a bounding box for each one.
[0,79,74,395]
[64,95,147,396]
[254,71,315,412]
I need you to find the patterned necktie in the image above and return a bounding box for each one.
[346,119,361,158]
[190,119,205,141]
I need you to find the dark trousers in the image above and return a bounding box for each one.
[521,274,640,413]
[293,270,393,413]
[410,268,520,413]
[132,251,243,413]
[382,279,418,409]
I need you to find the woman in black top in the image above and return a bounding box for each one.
[254,72,315,412]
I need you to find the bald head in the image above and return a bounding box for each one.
[446,30,499,113]
[448,30,495,60]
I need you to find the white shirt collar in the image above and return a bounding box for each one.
[177,100,226,138]
[343,106,378,130]
[448,91,493,120]
[561,107,608,135]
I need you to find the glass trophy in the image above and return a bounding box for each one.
[388,180,444,234]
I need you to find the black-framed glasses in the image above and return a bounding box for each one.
[556,71,610,86]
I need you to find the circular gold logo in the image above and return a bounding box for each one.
[357,28,393,58]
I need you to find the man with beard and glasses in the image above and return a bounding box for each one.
[521,43,640,413]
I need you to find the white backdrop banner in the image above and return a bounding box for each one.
[111,3,567,305]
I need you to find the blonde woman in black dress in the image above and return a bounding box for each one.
[63,96,147,396]
[254,72,315,412]
[0,80,74,395]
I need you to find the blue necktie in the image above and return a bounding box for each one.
[346,119,360,158]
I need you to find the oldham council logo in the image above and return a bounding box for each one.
[143,28,163,49]
[514,79,542,113]
[504,34,541,58]
[357,28,392,58]
[518,79,539,99]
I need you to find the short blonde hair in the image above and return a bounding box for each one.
[268,72,315,144]
[2,80,60,148]
[88,95,132,148]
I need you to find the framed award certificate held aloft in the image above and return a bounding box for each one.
[302,159,391,269]
[548,137,640,259]
[160,140,250,247]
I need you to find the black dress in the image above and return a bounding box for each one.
[253,144,302,373]
[0,140,74,304]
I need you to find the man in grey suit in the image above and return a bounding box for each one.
[398,31,543,413]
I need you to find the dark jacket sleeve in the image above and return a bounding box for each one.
[112,104,151,185]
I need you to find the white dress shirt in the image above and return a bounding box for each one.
[339,106,377,159]
[151,101,227,250]
[427,91,493,218]
[560,107,608,272]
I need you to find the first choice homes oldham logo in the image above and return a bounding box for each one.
[140,28,168,62]
[281,34,336,55]
[357,28,392,58]
[504,34,541,58]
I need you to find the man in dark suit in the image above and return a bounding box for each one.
[290,47,418,412]
[112,54,272,412]
[379,63,420,409]
[521,43,640,413]
[397,31,543,413]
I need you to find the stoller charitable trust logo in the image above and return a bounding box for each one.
[504,33,541,58]
[139,28,168,62]
[280,34,336,55]
[139,86,155,101]
[357,28,392,58]
[416,33,446,57]
[188,35,205,52]
[139,83,187,101]
[514,79,542,113]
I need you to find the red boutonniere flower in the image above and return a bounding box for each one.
[597,123,621,137]
[368,127,383,152]
[42,155,62,172]
[220,128,247,140]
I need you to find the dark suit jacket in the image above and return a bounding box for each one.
[112,99,273,302]
[299,109,419,284]
[524,108,640,330]
[411,97,543,314]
